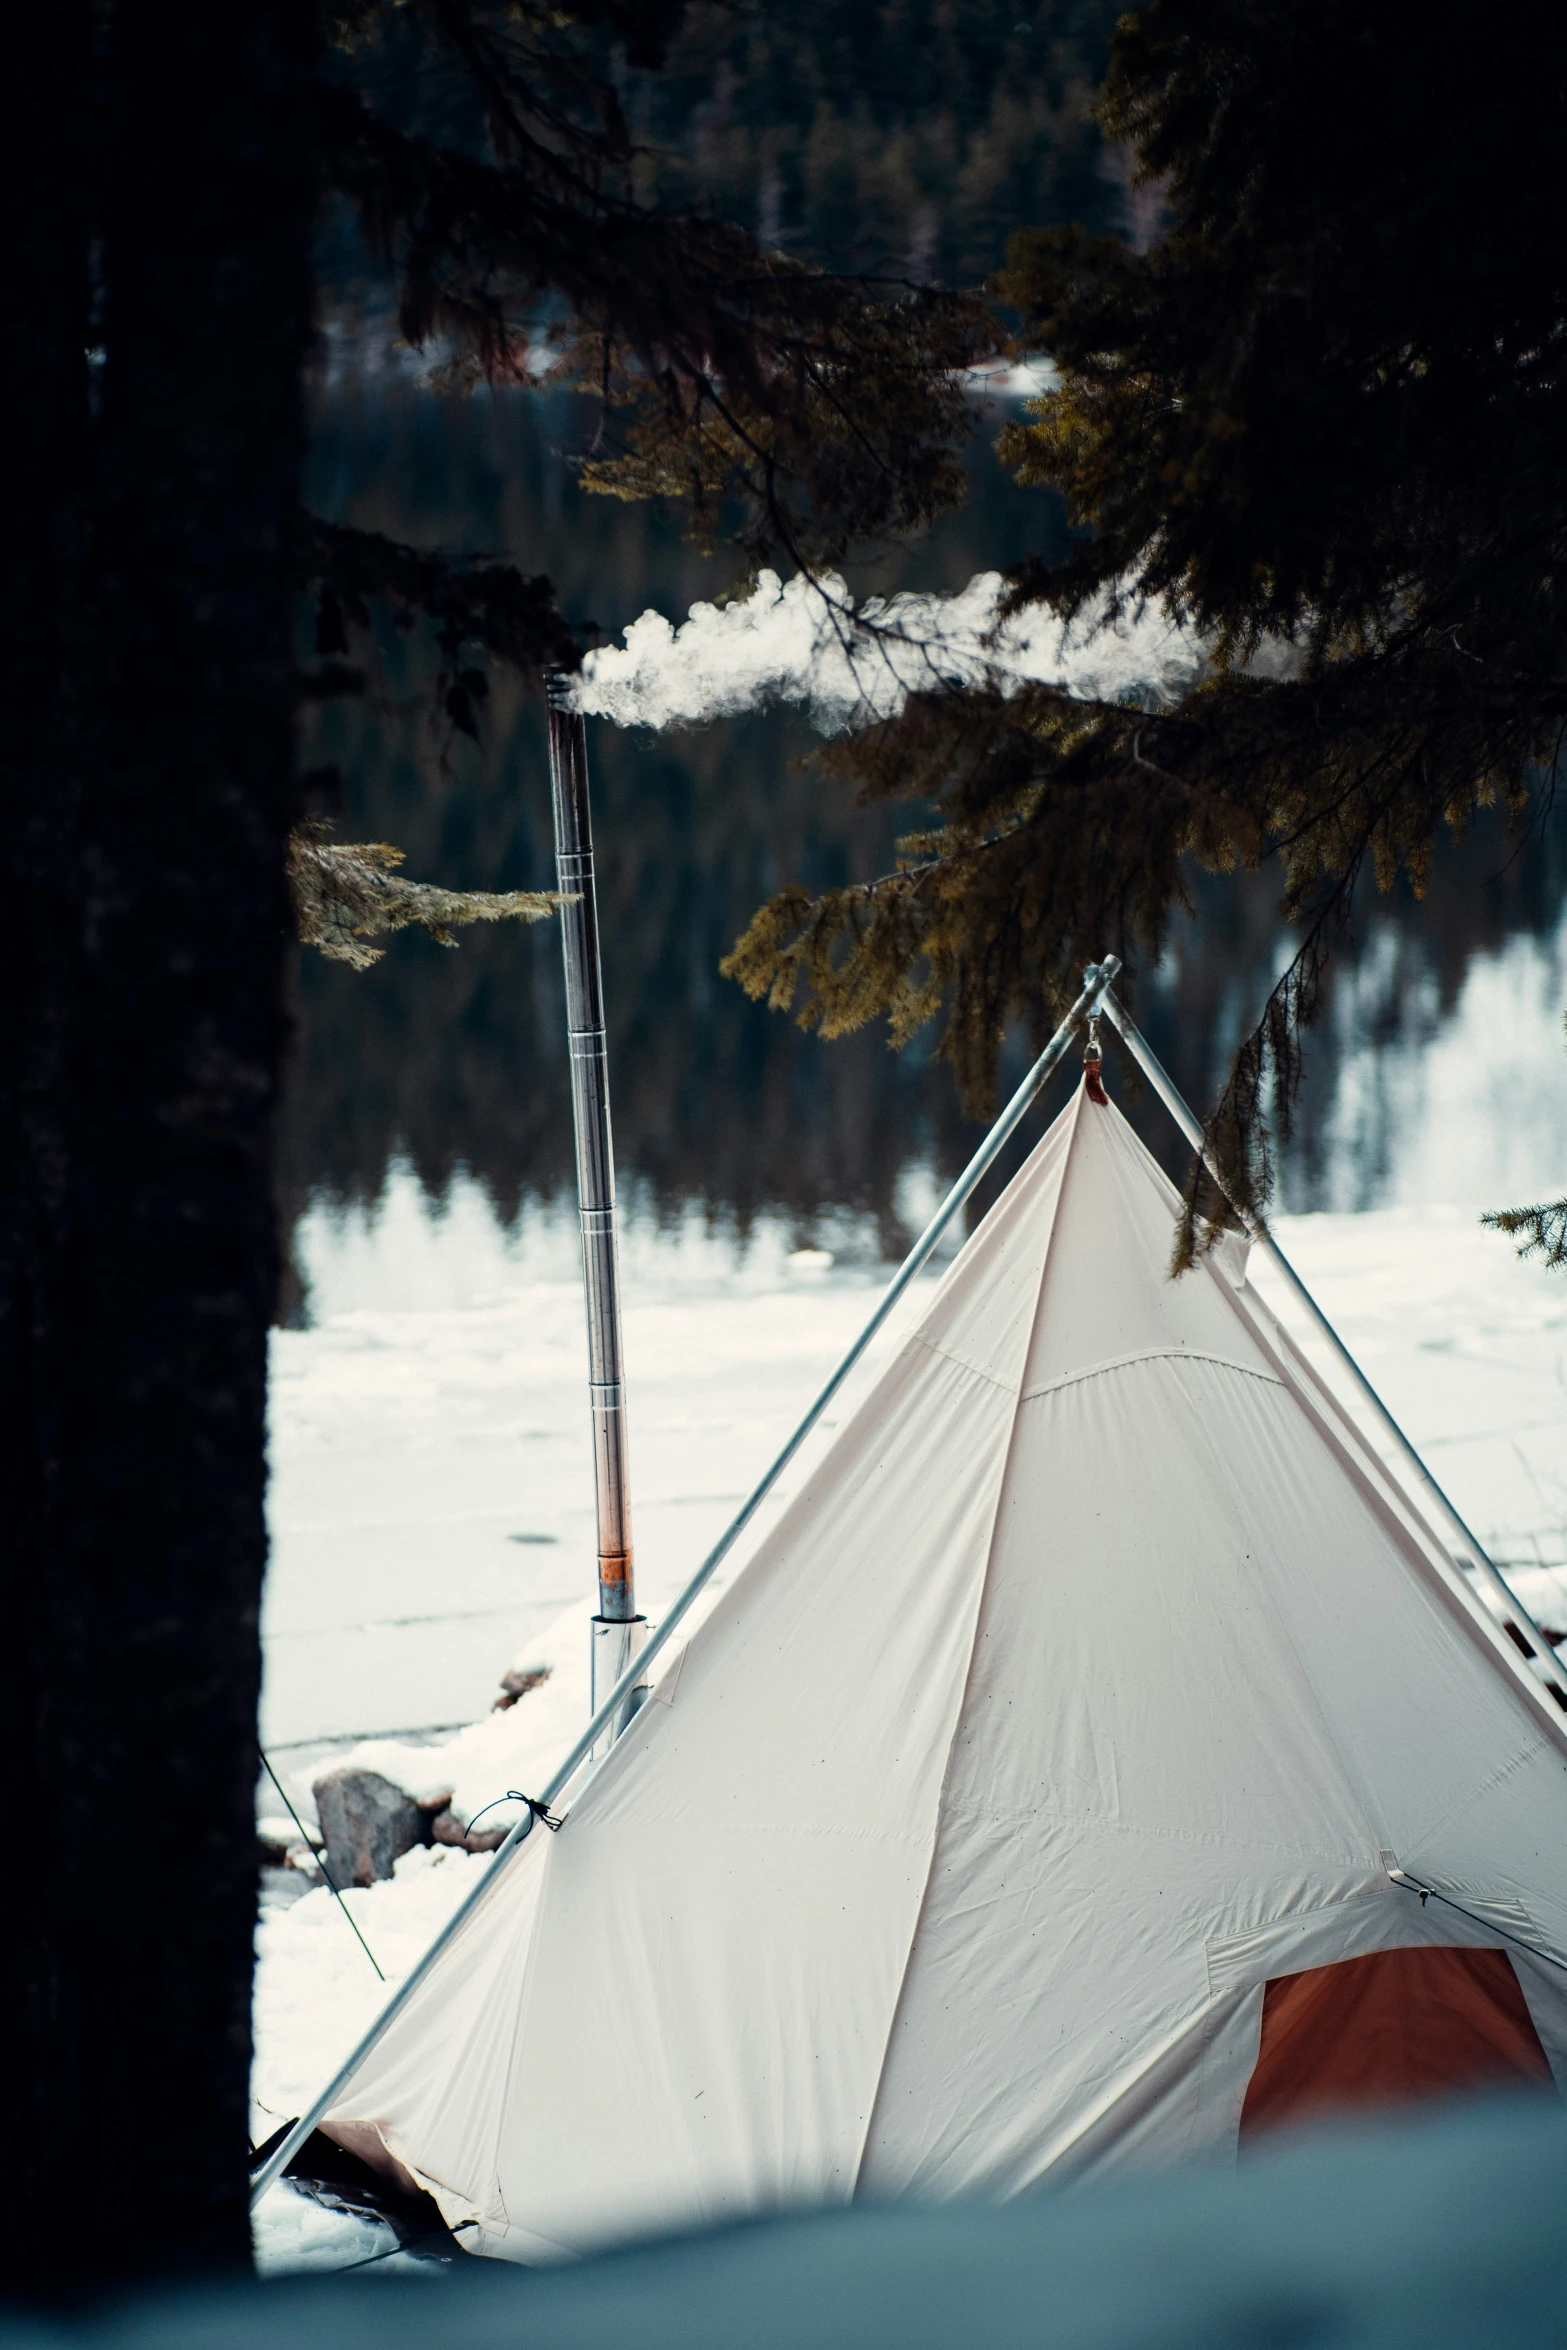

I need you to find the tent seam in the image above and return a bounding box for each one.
[1020,1347,1285,1404]
[932,1798,1404,1868]
[1403,1732,1545,1856]
[903,1329,1026,1401]
[906,1334,1286,1404]
[849,1084,1089,2199]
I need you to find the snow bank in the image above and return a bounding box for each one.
[253,1842,494,2273]
[331,1594,595,1830]
[254,1843,489,2128]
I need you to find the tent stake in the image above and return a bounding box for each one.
[547,682,649,1742]
[1097,981,1567,1709]
[249,954,1121,2212]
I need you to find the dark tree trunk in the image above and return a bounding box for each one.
[0,0,313,2289]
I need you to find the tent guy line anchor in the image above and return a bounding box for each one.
[1094,983,1567,1714]
[1383,1859,1567,1976]
[249,955,1124,2212]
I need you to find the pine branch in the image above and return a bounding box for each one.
[293,514,580,754]
[297,513,579,682]
[288,826,565,969]
[313,75,990,570]
[1481,1201,1567,1267]
[1482,1008,1567,1269]
[722,637,1547,1247]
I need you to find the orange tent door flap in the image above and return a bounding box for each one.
[1240,1945,1555,2140]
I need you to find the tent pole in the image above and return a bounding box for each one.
[1097,982,1567,1707]
[249,953,1120,2212]
[546,681,648,1744]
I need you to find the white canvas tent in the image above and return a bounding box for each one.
[316,1076,1567,2261]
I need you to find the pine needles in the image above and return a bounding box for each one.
[1483,1014,1567,1267]
[288,825,564,969]
[1481,1203,1567,1269]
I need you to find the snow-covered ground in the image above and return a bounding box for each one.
[254,932,1567,2271]
[262,1187,915,1757]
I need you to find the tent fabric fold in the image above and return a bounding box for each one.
[324,1083,1567,2260]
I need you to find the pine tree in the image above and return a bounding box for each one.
[0,0,990,2289]
[725,0,1567,1257]
[1,0,315,2283]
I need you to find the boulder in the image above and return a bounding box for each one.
[312,1765,424,1887]
[493,1662,552,1713]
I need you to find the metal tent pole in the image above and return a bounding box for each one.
[546,680,648,1742]
[249,955,1120,2212]
[1096,981,1567,1708]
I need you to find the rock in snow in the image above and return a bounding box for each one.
[493,1662,552,1712]
[312,1766,425,1887]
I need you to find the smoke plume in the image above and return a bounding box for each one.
[572,568,1211,734]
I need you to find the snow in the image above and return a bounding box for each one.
[252,1841,499,2272]
[256,1843,488,2123]
[252,2179,398,2277]
[1252,1209,1567,1598]
[264,1190,910,1760]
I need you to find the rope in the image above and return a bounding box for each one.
[261,1751,385,1981]
[460,1790,562,1842]
[1388,1867,1567,1975]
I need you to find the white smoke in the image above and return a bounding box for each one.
[572,567,1211,734]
